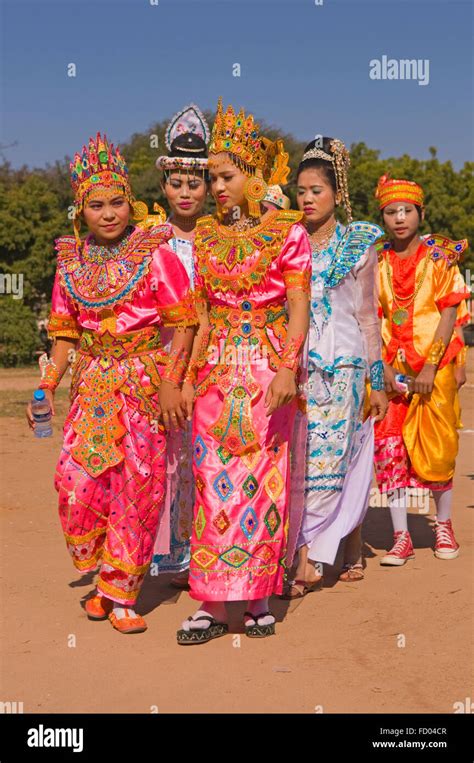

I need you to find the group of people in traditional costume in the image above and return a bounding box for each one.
[26,99,470,644]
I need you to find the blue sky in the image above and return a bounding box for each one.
[1,0,472,169]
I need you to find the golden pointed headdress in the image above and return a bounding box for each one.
[209,97,290,185]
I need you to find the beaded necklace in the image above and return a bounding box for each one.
[307,219,338,253]
[84,226,134,264]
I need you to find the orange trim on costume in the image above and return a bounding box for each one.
[436,291,471,312]
[47,311,81,339]
[456,313,470,327]
[159,293,198,327]
[282,269,311,292]
[439,335,464,369]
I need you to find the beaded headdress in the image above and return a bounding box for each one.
[375,174,424,209]
[156,103,210,172]
[69,133,134,242]
[263,184,290,210]
[70,133,133,213]
[208,97,290,216]
[301,138,352,222]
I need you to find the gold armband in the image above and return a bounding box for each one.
[426,338,446,366]
[455,346,468,367]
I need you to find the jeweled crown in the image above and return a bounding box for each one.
[69,132,131,208]
[209,97,268,170]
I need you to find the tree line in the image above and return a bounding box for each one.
[0,113,472,365]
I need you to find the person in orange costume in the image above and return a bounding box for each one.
[372,175,470,566]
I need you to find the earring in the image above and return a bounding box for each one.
[132,200,148,221]
[244,171,267,218]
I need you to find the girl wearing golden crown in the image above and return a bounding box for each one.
[175,98,312,644]
[373,175,470,566]
[152,104,210,587]
[26,133,197,634]
[282,138,387,597]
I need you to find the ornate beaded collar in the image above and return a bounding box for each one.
[83,226,135,264]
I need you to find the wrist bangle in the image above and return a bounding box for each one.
[426,338,446,366]
[161,346,189,386]
[455,346,468,367]
[278,333,304,373]
[38,353,60,391]
[370,360,384,391]
[183,362,198,386]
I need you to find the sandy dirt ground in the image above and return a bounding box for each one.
[0,362,472,714]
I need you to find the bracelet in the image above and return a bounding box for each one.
[278,333,304,373]
[161,346,190,386]
[38,353,60,391]
[370,360,384,391]
[426,338,446,366]
[183,361,198,386]
[455,346,468,367]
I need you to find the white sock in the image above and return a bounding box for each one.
[181,602,227,632]
[387,488,408,533]
[245,597,275,627]
[433,489,453,523]
[113,603,137,619]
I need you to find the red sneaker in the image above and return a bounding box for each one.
[434,519,460,559]
[380,530,415,566]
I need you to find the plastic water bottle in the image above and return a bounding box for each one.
[31,389,53,438]
[394,373,415,394]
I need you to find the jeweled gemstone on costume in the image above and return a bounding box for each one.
[212,470,234,502]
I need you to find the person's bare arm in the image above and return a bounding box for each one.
[265,289,310,416]
[159,326,196,431]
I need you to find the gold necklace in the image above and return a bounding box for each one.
[386,251,430,326]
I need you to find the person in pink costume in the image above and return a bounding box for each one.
[176,99,311,645]
[26,133,197,634]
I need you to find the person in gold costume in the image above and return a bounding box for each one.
[372,175,470,566]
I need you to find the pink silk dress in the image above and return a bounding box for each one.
[48,224,196,605]
[189,210,311,602]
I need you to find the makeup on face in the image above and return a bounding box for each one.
[209,153,247,210]
[296,169,336,224]
[83,195,131,243]
[163,172,207,217]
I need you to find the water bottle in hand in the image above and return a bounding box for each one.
[394,373,415,394]
[31,389,53,438]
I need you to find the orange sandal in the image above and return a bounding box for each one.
[84,595,113,620]
[108,609,147,634]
